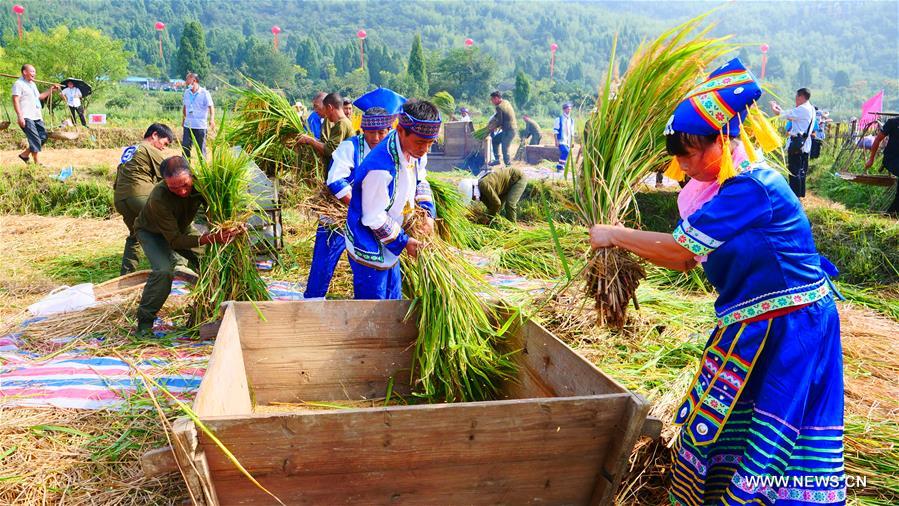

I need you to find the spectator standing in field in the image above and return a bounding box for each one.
[865,116,899,215]
[772,88,815,197]
[11,64,58,166]
[487,90,517,167]
[181,72,214,158]
[554,102,574,171]
[458,107,472,122]
[61,81,86,127]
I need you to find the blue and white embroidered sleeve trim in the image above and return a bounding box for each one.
[673,219,722,256]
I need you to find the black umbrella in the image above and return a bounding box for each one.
[60,78,92,98]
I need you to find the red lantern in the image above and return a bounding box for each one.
[760,43,769,80]
[12,5,24,40]
[464,38,474,47]
[154,22,166,64]
[550,43,558,52]
[760,43,769,54]
[357,29,367,40]
[271,25,282,50]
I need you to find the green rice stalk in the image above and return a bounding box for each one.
[573,14,733,327]
[402,211,517,402]
[224,76,321,181]
[429,91,456,119]
[427,176,482,248]
[190,126,271,325]
[472,124,491,141]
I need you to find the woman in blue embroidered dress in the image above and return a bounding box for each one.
[590,59,845,505]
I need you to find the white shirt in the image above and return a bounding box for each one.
[360,138,428,233]
[781,101,815,153]
[554,113,574,145]
[12,77,42,121]
[459,113,472,123]
[183,86,214,129]
[327,137,372,200]
[61,87,82,107]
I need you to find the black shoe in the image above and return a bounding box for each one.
[488,160,500,166]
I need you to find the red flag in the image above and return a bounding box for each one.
[859,90,884,131]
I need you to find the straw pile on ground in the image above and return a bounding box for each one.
[0,405,185,504]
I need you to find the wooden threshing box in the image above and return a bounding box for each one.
[172,301,653,505]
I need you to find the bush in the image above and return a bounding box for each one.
[807,206,899,285]
[0,168,114,218]
[155,91,184,111]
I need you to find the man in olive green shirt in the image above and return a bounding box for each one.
[113,123,174,275]
[477,165,528,222]
[487,90,518,167]
[298,92,355,169]
[134,156,242,333]
[520,114,542,145]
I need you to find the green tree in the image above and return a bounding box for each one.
[407,34,428,95]
[764,54,785,80]
[797,61,812,85]
[429,47,497,101]
[241,38,296,88]
[514,70,531,108]
[176,21,211,79]
[833,70,850,89]
[295,37,323,78]
[1,26,129,98]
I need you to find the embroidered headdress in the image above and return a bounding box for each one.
[353,87,406,131]
[664,58,782,184]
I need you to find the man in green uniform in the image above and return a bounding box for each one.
[487,90,517,167]
[134,156,242,333]
[298,92,356,168]
[113,123,174,275]
[520,114,542,145]
[477,165,528,222]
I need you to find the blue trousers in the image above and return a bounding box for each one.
[556,143,570,171]
[348,257,402,300]
[303,225,346,299]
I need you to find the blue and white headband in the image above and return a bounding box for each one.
[397,112,442,139]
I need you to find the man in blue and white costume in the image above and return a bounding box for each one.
[553,102,574,171]
[302,88,406,299]
[344,100,441,300]
[306,92,326,140]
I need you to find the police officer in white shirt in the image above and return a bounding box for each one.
[771,88,815,198]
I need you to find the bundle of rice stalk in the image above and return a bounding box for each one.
[225,76,321,180]
[572,14,732,327]
[426,176,483,248]
[472,124,491,141]
[429,91,456,119]
[401,210,517,402]
[491,223,588,279]
[190,137,271,325]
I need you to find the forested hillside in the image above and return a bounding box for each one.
[0,0,896,117]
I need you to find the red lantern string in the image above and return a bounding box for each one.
[155,22,166,65]
[760,43,769,80]
[13,5,25,41]
[271,26,282,51]
[357,29,367,70]
[550,43,558,80]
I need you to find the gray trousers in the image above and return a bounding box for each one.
[115,196,148,275]
[136,229,200,328]
[182,127,207,158]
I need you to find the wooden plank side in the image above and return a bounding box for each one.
[503,320,628,399]
[590,395,651,505]
[229,301,417,403]
[193,306,252,417]
[198,395,628,503]
[211,456,600,505]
